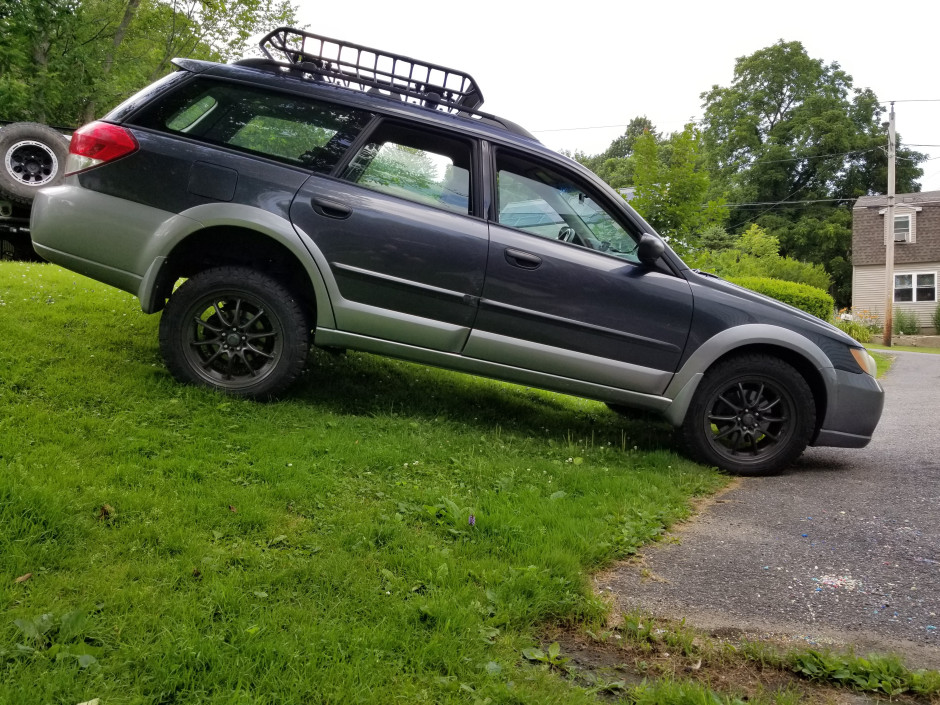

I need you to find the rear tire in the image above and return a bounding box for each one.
[680,354,815,475]
[159,267,310,400]
[0,123,70,204]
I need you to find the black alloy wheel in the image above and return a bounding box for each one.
[159,267,310,399]
[681,354,816,475]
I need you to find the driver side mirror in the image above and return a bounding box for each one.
[637,233,664,265]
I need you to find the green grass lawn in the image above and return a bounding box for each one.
[0,262,726,704]
[867,342,940,355]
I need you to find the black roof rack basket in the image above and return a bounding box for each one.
[253,27,485,113]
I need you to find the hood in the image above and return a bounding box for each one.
[688,270,859,348]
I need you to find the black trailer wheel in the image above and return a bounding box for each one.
[159,267,311,400]
[0,122,71,204]
[680,354,816,476]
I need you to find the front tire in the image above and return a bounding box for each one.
[680,354,815,476]
[159,267,310,399]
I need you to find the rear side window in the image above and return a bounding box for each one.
[132,77,372,173]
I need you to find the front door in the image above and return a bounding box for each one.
[466,149,693,395]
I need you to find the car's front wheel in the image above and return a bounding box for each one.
[680,354,816,475]
[159,267,310,399]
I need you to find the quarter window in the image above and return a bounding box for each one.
[344,124,472,215]
[133,78,372,173]
[894,272,936,302]
[495,152,639,262]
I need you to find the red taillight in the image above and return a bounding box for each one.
[65,121,139,175]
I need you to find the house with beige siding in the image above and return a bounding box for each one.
[852,190,940,333]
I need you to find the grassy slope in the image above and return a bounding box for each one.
[0,262,724,704]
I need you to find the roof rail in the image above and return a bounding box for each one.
[247,27,485,114]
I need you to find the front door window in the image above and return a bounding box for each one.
[496,153,639,262]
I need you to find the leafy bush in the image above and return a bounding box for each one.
[934,302,940,334]
[833,318,873,344]
[893,308,919,335]
[832,308,880,344]
[761,256,832,291]
[687,250,831,291]
[728,276,834,320]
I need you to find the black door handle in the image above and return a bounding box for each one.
[504,248,542,269]
[311,198,352,219]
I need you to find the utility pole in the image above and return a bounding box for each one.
[882,102,896,346]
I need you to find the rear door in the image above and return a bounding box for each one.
[291,121,488,352]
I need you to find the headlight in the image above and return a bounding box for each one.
[850,347,877,377]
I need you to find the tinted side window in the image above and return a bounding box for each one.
[132,78,372,173]
[495,151,640,262]
[343,123,472,216]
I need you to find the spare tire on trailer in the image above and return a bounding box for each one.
[0,122,71,204]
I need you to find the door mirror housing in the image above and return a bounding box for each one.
[637,232,664,265]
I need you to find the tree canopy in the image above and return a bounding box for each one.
[0,0,300,127]
[572,40,926,307]
[629,123,725,255]
[699,40,925,305]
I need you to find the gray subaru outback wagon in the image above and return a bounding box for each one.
[30,28,883,475]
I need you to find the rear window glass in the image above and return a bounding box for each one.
[132,77,372,173]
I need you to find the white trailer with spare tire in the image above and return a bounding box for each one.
[0,122,71,260]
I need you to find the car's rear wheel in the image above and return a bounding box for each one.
[0,122,71,204]
[159,267,310,399]
[680,354,815,475]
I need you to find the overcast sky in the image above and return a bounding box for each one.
[297,0,940,193]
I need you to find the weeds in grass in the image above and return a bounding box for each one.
[623,677,801,705]
[3,610,101,669]
[620,609,699,657]
[522,641,570,670]
[788,649,940,696]
[577,612,940,703]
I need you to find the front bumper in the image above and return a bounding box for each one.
[812,369,884,448]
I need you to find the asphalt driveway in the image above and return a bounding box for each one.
[604,350,940,669]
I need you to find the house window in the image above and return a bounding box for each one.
[894,272,936,302]
[894,214,911,242]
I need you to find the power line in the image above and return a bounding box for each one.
[733,147,881,165]
[720,197,856,208]
[532,124,629,133]
[534,99,940,135]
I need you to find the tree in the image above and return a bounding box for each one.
[0,0,300,127]
[629,123,725,254]
[571,115,659,186]
[700,40,926,305]
[699,224,736,251]
[736,224,779,258]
